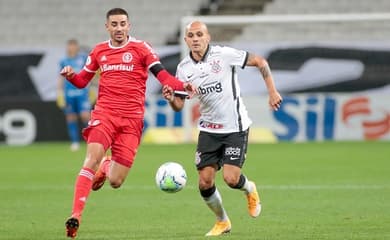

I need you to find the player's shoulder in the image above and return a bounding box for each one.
[210,45,223,51]
[60,56,75,66]
[77,52,88,59]
[129,37,145,45]
[177,56,192,69]
[86,40,110,58]
[211,44,238,53]
[211,45,246,62]
[129,37,153,49]
[126,37,157,57]
[92,40,110,51]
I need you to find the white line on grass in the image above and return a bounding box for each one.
[0,184,388,191]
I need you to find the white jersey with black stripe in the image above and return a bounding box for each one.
[176,45,252,133]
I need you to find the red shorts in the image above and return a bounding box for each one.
[82,109,144,168]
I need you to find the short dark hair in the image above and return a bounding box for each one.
[106,8,128,20]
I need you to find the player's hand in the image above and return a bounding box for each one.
[56,90,65,109]
[162,85,175,102]
[88,87,97,104]
[183,82,197,98]
[269,90,283,111]
[60,66,75,79]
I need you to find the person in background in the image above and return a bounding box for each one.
[57,39,91,151]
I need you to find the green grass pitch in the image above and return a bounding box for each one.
[0,141,389,240]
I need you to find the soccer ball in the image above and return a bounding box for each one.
[155,162,187,193]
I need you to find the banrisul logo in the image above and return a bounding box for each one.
[198,82,222,95]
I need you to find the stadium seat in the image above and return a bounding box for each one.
[0,0,206,48]
[233,0,390,43]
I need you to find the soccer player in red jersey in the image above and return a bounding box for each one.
[60,8,195,239]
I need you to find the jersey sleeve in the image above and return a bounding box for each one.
[222,46,249,69]
[83,48,99,73]
[141,41,161,69]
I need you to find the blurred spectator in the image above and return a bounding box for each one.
[57,39,91,151]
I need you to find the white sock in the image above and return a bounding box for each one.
[240,176,254,194]
[203,188,229,221]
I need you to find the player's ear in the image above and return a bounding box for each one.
[206,33,211,43]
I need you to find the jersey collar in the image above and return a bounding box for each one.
[189,44,210,63]
[108,36,131,49]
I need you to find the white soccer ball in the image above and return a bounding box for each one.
[155,162,187,193]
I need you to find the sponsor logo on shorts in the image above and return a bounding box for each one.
[225,147,241,160]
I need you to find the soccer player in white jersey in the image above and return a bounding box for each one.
[162,21,283,236]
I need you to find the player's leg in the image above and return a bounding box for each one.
[64,97,80,151]
[77,91,91,128]
[222,129,261,218]
[91,155,111,191]
[223,164,260,217]
[199,165,231,237]
[105,117,143,188]
[66,111,114,238]
[75,142,106,213]
[196,131,231,236]
[80,111,90,127]
[66,142,106,238]
[89,111,119,191]
[91,150,132,192]
[107,161,131,188]
[199,165,228,220]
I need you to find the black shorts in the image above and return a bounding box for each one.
[195,129,249,170]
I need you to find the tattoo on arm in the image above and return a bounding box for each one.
[247,53,272,79]
[259,64,271,79]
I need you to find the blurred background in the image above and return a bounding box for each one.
[1,0,390,145]
[1,2,389,239]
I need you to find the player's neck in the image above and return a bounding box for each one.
[191,51,203,62]
[190,45,209,62]
[110,37,129,47]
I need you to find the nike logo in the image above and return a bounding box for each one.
[187,73,194,79]
[230,157,239,160]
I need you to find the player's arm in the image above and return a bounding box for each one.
[246,53,283,111]
[149,63,196,97]
[60,66,95,88]
[162,85,186,112]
